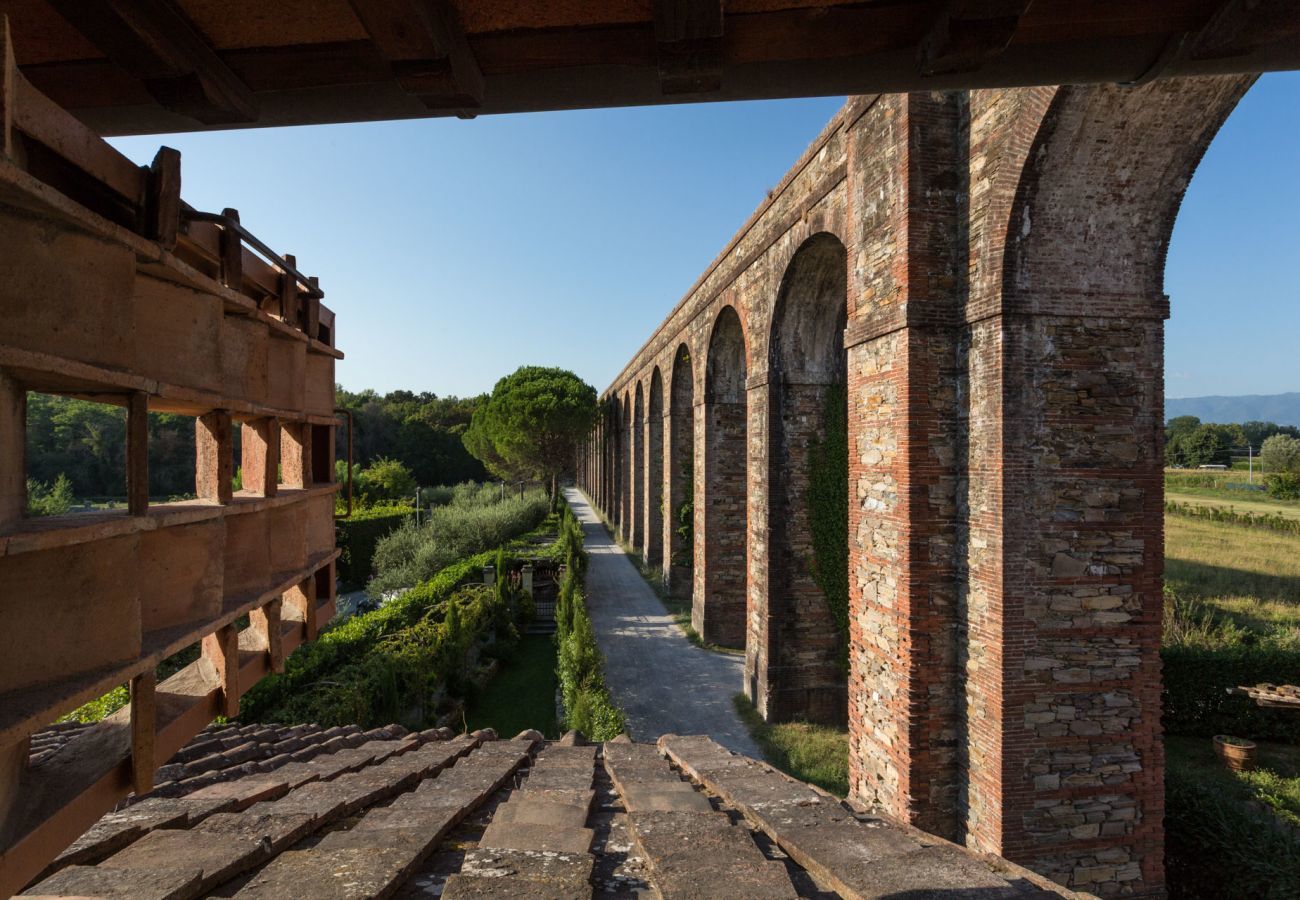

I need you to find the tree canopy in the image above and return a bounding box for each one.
[463,366,598,494]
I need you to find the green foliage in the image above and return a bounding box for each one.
[1265,472,1300,501]
[462,366,598,493]
[335,385,489,487]
[1166,499,1300,536]
[466,634,559,739]
[1167,422,1245,468]
[1166,739,1300,899]
[553,503,625,740]
[672,461,693,569]
[357,457,417,502]
[367,487,549,596]
[241,549,506,724]
[59,684,129,723]
[1259,434,1300,474]
[806,382,849,668]
[335,505,414,588]
[26,473,74,516]
[732,694,849,797]
[1162,592,1300,743]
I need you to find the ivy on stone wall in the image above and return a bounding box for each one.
[807,382,849,669]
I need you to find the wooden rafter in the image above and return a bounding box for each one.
[44,0,256,124]
[918,0,1034,77]
[654,0,724,95]
[1189,0,1300,61]
[347,0,484,114]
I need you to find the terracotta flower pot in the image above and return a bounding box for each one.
[1213,734,1257,772]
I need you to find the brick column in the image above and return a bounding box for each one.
[845,92,965,839]
[631,390,644,551]
[643,378,664,569]
[241,417,280,498]
[196,410,233,503]
[279,421,312,489]
[694,387,747,649]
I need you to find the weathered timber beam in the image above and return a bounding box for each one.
[654,0,724,94]
[918,0,1034,76]
[1188,0,1300,60]
[44,0,256,124]
[346,0,484,113]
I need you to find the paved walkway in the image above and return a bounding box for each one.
[564,488,759,757]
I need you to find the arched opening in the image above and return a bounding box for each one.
[667,344,696,595]
[632,382,645,551]
[698,306,748,648]
[646,367,665,569]
[762,233,848,725]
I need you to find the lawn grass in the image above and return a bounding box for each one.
[732,694,849,797]
[1164,513,1300,639]
[465,634,559,739]
[1165,469,1299,510]
[1168,734,1300,827]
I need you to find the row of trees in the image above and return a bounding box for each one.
[1165,416,1300,469]
[334,387,489,487]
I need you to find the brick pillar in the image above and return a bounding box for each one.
[695,387,746,649]
[643,378,664,569]
[0,370,25,530]
[279,421,312,489]
[665,352,695,595]
[196,410,233,503]
[631,390,644,552]
[241,417,280,498]
[845,92,965,839]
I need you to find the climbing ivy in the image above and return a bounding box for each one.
[673,458,694,569]
[806,382,849,670]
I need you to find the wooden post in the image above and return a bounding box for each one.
[144,146,181,249]
[1,16,16,163]
[196,410,233,503]
[241,417,279,498]
[126,392,149,515]
[279,253,298,324]
[304,277,321,338]
[130,670,156,794]
[219,208,242,291]
[202,624,239,718]
[0,369,25,530]
[250,598,284,674]
[279,421,312,489]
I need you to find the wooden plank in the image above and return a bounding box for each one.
[144,145,181,249]
[201,623,239,718]
[44,0,256,125]
[279,253,299,324]
[129,669,156,795]
[126,391,149,515]
[347,0,484,110]
[918,0,1033,76]
[653,0,723,94]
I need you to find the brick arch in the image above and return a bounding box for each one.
[695,305,747,648]
[753,232,849,724]
[960,75,1256,888]
[667,343,696,595]
[645,367,665,570]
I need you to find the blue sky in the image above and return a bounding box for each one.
[110,73,1298,400]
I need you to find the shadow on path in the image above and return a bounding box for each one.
[564,488,759,756]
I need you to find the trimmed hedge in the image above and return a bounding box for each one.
[1162,644,1300,743]
[239,549,498,722]
[336,505,413,588]
[554,504,625,741]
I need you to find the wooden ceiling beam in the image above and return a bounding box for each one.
[1188,0,1300,61]
[346,0,484,115]
[918,0,1035,77]
[44,0,256,124]
[654,0,724,94]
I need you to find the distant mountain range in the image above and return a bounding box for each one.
[1166,392,1300,426]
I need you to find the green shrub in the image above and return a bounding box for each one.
[26,473,74,517]
[1162,643,1300,742]
[335,504,414,588]
[367,489,548,596]
[553,503,624,740]
[1166,499,1300,536]
[1265,472,1300,501]
[1166,753,1300,899]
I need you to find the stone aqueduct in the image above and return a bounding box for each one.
[577,76,1254,894]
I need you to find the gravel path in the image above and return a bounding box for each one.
[564,488,759,757]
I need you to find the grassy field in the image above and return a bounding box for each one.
[732,695,849,797]
[1167,490,1300,522]
[465,634,559,739]
[1165,513,1300,638]
[1165,469,1299,509]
